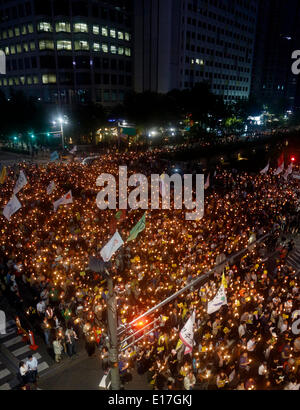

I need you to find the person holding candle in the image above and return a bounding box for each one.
[53,336,63,363]
[184,370,196,390]
[41,317,51,347]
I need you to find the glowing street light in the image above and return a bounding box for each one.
[53,116,68,149]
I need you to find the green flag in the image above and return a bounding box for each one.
[115,210,122,220]
[127,212,146,242]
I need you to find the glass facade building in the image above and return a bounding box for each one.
[0,0,133,106]
[134,0,258,104]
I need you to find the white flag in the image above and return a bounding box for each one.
[204,174,210,190]
[273,161,284,175]
[53,191,73,212]
[179,311,195,355]
[100,231,124,262]
[283,163,293,181]
[13,170,27,195]
[0,310,6,335]
[70,145,77,154]
[207,284,227,315]
[47,181,56,195]
[3,195,21,221]
[159,174,166,197]
[260,163,269,175]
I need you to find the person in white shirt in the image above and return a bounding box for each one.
[247,337,256,352]
[19,361,28,389]
[238,323,246,338]
[45,306,53,320]
[184,370,196,390]
[279,319,288,333]
[36,300,46,316]
[26,354,38,384]
[284,377,300,390]
[258,361,268,376]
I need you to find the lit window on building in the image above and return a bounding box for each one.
[3,47,9,55]
[111,45,117,54]
[3,78,7,86]
[118,31,124,40]
[21,26,27,35]
[28,24,34,33]
[110,29,116,38]
[9,78,13,85]
[33,76,39,84]
[10,45,16,54]
[2,31,7,39]
[16,44,22,53]
[56,22,71,32]
[8,29,14,38]
[93,43,100,51]
[74,40,89,50]
[101,27,108,37]
[23,43,29,52]
[93,25,99,34]
[125,48,131,56]
[38,22,52,32]
[57,40,72,50]
[15,27,20,36]
[125,32,130,41]
[118,46,124,55]
[74,23,88,33]
[42,74,57,84]
[102,43,108,53]
[27,76,32,85]
[30,42,35,51]
[20,76,25,85]
[14,77,19,85]
[39,40,54,50]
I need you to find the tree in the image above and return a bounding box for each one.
[69,103,107,144]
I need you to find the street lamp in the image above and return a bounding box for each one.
[53,116,68,150]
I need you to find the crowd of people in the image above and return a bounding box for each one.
[0,146,300,390]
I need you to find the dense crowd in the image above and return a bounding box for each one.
[0,148,300,390]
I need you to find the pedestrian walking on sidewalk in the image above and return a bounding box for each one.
[65,325,78,357]
[41,317,51,347]
[53,336,63,363]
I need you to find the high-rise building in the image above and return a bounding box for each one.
[0,0,133,106]
[134,0,258,104]
[251,0,300,111]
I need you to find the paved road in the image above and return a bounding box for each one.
[0,150,50,166]
[0,311,53,390]
[38,352,150,390]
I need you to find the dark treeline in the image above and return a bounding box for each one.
[0,82,297,147]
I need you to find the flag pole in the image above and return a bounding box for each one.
[105,269,121,390]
